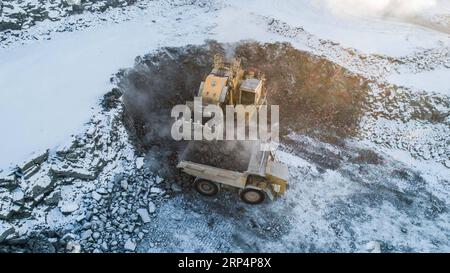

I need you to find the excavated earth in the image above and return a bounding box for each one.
[118,41,448,252]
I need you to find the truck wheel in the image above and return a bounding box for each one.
[240,188,266,204]
[194,179,219,196]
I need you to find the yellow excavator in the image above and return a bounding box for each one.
[193,54,266,109]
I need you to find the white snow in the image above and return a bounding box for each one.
[224,0,450,56]
[387,68,450,96]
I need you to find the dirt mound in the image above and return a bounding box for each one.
[234,42,370,141]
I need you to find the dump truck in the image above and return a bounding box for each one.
[177,140,289,204]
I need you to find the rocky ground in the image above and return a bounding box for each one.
[0,87,173,252]
[0,0,141,32]
[0,0,213,48]
[2,40,448,252]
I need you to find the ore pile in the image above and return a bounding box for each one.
[181,141,256,172]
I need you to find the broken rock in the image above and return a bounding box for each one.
[81,229,93,241]
[124,239,136,251]
[44,190,61,206]
[136,208,151,223]
[66,241,81,253]
[148,201,156,214]
[51,168,97,181]
[0,222,15,242]
[21,150,49,172]
[59,202,79,214]
[0,175,18,190]
[150,187,162,194]
[120,180,128,190]
[11,188,25,203]
[92,191,102,201]
[0,195,24,220]
[155,176,164,184]
[135,157,144,169]
[365,241,381,253]
[171,183,182,192]
[27,173,55,199]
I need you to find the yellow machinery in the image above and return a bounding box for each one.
[177,140,289,204]
[197,54,266,108]
[177,55,289,204]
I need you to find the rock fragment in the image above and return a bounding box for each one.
[0,222,15,242]
[148,201,156,214]
[135,157,144,169]
[365,241,381,253]
[136,208,151,223]
[124,239,136,251]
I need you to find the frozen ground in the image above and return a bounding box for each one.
[0,0,449,252]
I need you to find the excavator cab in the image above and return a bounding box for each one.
[239,77,263,105]
[197,54,265,107]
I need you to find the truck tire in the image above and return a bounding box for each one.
[194,179,219,196]
[240,188,266,204]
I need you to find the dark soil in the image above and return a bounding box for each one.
[181,140,256,172]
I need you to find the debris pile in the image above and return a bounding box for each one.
[181,141,255,172]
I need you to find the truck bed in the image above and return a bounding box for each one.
[180,140,259,173]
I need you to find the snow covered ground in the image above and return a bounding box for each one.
[0,0,449,252]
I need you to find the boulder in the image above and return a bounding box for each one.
[150,187,162,194]
[124,239,136,251]
[120,180,128,190]
[0,175,19,189]
[148,201,156,214]
[44,190,61,206]
[0,222,15,242]
[136,208,151,223]
[155,176,164,184]
[66,241,81,253]
[365,241,381,253]
[81,229,93,241]
[171,183,182,192]
[21,150,49,172]
[59,202,79,214]
[135,157,144,169]
[51,168,97,181]
[96,188,108,195]
[26,173,55,199]
[92,191,102,201]
[11,188,25,203]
